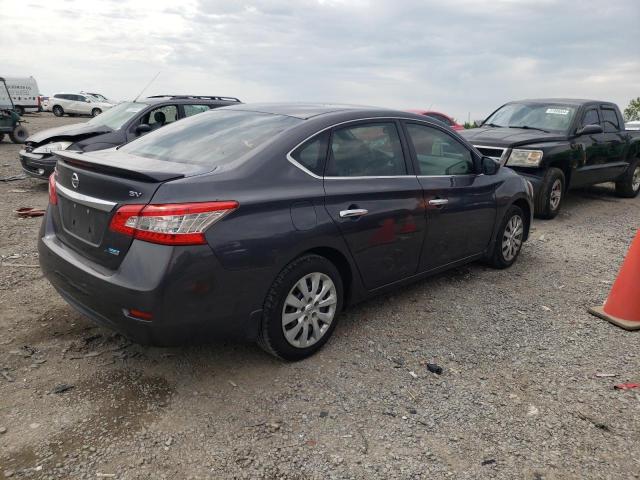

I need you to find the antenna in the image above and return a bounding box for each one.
[133,71,161,102]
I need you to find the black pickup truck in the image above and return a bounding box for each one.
[460,99,640,218]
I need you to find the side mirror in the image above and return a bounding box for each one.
[481,156,500,175]
[576,124,603,136]
[135,124,151,134]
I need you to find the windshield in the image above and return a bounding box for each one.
[484,103,577,132]
[121,109,302,166]
[85,102,146,130]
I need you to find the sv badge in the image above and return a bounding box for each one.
[129,190,142,198]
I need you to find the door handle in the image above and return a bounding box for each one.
[339,208,369,218]
[428,198,449,206]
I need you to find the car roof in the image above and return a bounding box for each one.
[508,98,613,106]
[221,102,416,120]
[141,95,241,105]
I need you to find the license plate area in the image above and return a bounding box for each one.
[59,197,109,246]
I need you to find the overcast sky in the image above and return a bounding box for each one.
[1,0,638,121]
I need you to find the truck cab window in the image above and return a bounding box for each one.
[601,108,620,133]
[582,109,600,128]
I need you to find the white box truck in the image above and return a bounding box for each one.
[2,76,41,115]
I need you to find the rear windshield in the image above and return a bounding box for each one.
[121,110,302,166]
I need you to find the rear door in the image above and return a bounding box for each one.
[67,94,86,114]
[572,106,608,187]
[599,106,630,180]
[322,120,426,290]
[403,121,497,271]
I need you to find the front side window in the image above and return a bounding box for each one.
[326,122,406,177]
[601,108,620,133]
[484,103,577,132]
[290,131,329,176]
[122,110,302,167]
[406,123,474,176]
[143,105,179,130]
[582,109,600,128]
[184,104,211,117]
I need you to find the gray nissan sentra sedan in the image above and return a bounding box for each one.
[39,103,533,360]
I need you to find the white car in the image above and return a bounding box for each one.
[49,93,114,117]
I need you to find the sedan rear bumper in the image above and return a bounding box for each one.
[38,209,265,345]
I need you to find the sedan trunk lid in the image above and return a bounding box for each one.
[51,150,209,270]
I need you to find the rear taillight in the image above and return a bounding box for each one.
[109,201,238,246]
[48,173,58,205]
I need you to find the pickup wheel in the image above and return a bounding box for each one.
[487,205,525,269]
[535,167,565,219]
[615,158,640,198]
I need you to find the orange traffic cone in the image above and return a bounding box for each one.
[589,229,640,330]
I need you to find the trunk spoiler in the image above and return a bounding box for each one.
[53,150,189,183]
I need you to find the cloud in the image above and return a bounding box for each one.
[0,0,638,120]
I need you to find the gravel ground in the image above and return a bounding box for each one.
[1,113,639,480]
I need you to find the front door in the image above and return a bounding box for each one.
[322,120,426,290]
[402,122,497,271]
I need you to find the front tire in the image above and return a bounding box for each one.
[535,167,565,219]
[258,254,343,361]
[52,105,64,117]
[9,125,28,144]
[615,158,640,198]
[91,108,102,117]
[487,205,525,269]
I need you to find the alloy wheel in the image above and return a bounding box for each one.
[549,179,562,210]
[502,214,524,262]
[281,272,337,349]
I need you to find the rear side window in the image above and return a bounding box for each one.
[184,104,210,117]
[326,122,406,177]
[122,110,302,166]
[290,131,329,176]
[582,109,600,127]
[601,108,620,133]
[406,123,473,176]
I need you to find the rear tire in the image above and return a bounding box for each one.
[91,108,102,117]
[535,167,565,219]
[257,254,343,361]
[52,105,64,117]
[487,205,525,269]
[9,125,28,144]
[615,158,640,198]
